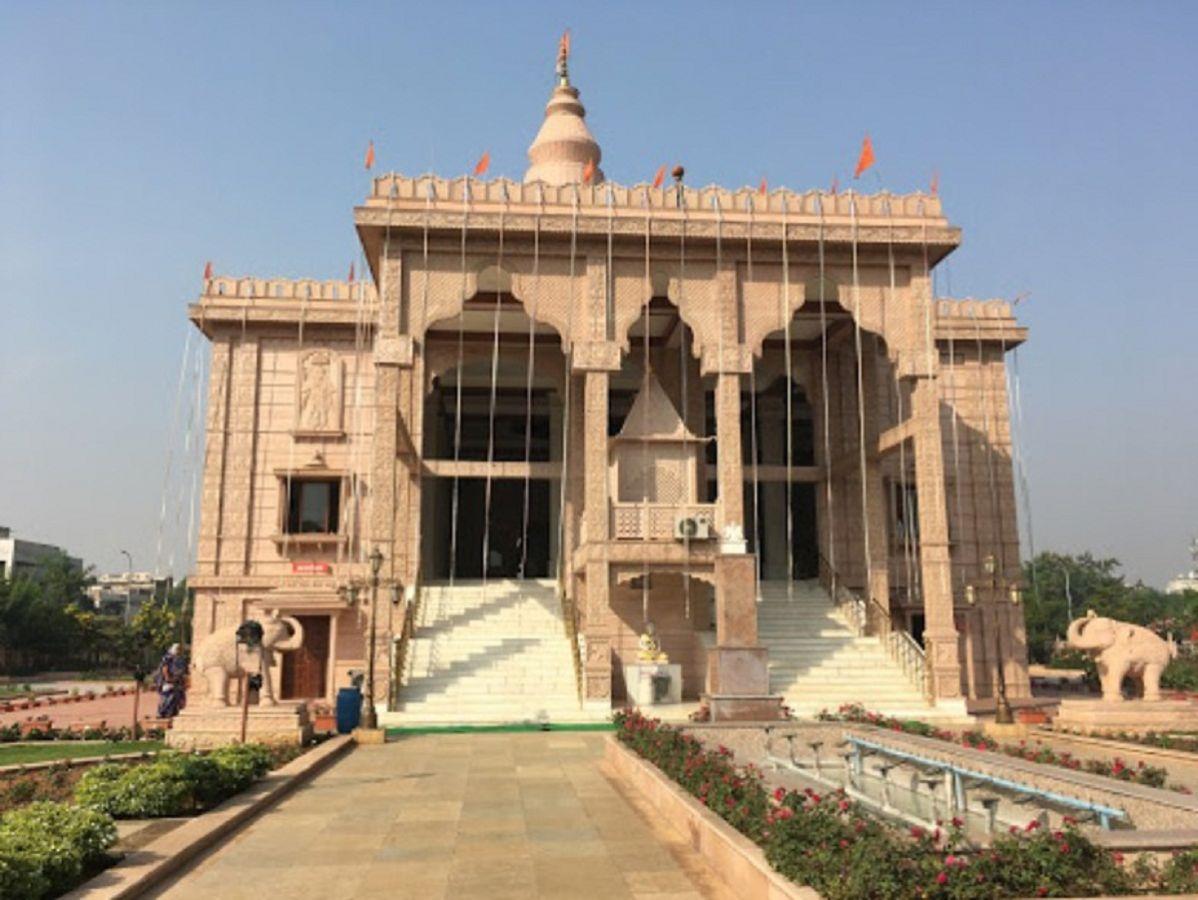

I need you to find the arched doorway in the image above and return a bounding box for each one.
[420,281,566,580]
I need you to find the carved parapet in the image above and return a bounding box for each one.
[356,175,962,255]
[935,298,1027,347]
[202,276,375,304]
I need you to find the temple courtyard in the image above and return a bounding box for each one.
[145,732,733,900]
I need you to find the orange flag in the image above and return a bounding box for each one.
[652,164,667,189]
[203,260,213,280]
[929,170,940,196]
[473,151,490,177]
[582,158,596,184]
[347,262,355,283]
[558,29,571,66]
[364,140,375,170]
[758,176,768,196]
[830,175,839,195]
[854,135,875,179]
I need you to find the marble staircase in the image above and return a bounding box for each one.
[382,579,587,726]
[758,580,970,722]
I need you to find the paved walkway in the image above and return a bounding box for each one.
[148,732,734,900]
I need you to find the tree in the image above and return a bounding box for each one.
[1022,552,1198,664]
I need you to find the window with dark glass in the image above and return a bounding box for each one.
[284,479,341,534]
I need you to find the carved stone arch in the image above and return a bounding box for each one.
[611,261,668,356]
[743,264,808,360]
[413,252,573,352]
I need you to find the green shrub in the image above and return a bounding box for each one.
[0,801,116,898]
[75,744,279,819]
[1162,657,1198,692]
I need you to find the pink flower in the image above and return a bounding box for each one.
[910,826,925,839]
[1025,820,1040,832]
[772,787,786,803]
[936,872,948,885]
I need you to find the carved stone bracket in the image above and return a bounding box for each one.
[572,341,622,372]
[374,335,414,368]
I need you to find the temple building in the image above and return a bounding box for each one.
[186,46,1030,724]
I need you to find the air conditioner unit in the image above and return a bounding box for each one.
[674,515,712,542]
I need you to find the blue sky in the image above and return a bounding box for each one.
[1,2,1195,586]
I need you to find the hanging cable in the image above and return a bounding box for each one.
[971,306,1005,576]
[641,187,653,624]
[480,186,508,593]
[157,328,194,576]
[1010,343,1038,600]
[518,185,543,579]
[746,195,762,596]
[554,186,580,595]
[679,183,692,621]
[887,201,918,607]
[781,194,795,598]
[448,178,471,585]
[816,195,837,595]
[849,193,873,603]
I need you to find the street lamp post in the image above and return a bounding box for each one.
[361,547,384,731]
[967,553,1019,726]
[119,550,133,624]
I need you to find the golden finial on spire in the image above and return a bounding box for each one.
[556,29,571,86]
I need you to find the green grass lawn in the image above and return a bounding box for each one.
[0,741,163,766]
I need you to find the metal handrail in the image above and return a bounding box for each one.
[559,582,585,704]
[819,553,930,700]
[389,569,423,709]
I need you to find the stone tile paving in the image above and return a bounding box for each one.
[147,732,735,900]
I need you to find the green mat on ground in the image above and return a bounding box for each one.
[384,722,615,736]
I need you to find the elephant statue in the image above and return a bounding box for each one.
[195,611,304,707]
[1065,610,1177,702]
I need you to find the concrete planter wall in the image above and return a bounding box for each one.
[603,735,816,900]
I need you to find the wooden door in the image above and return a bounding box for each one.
[281,615,330,699]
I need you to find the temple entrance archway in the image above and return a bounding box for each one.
[420,288,565,580]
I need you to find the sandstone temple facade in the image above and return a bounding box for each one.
[186,55,1030,724]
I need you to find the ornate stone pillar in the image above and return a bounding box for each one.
[911,376,963,701]
[707,553,782,721]
[715,372,744,532]
[582,367,612,706]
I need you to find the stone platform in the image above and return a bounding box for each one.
[1052,698,1198,736]
[166,702,312,750]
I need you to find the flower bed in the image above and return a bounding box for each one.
[817,704,1183,792]
[0,723,165,744]
[615,710,1198,898]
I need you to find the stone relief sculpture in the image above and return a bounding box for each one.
[296,350,340,433]
[1065,610,1177,702]
[195,611,305,706]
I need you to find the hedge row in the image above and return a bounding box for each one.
[614,710,1198,898]
[75,744,274,818]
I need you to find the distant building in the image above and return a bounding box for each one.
[0,526,82,581]
[1166,537,1198,595]
[86,572,173,619]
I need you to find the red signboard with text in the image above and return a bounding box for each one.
[291,561,331,575]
